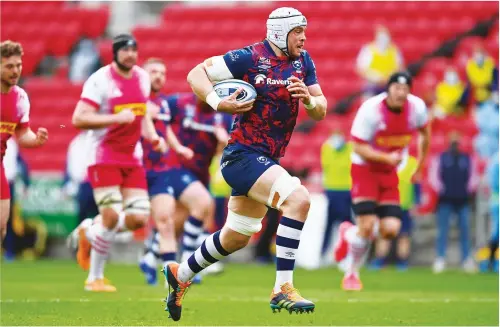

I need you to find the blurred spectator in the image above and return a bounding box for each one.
[320,130,352,260]
[62,131,98,224]
[474,92,499,158]
[2,139,30,261]
[356,25,404,97]
[209,153,231,231]
[486,152,499,272]
[369,153,420,271]
[428,132,480,273]
[433,67,468,119]
[465,45,499,106]
[69,39,101,83]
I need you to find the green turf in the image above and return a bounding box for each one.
[0,260,498,326]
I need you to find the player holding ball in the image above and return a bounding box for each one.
[161,7,327,321]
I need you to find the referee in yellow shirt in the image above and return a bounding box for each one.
[320,131,353,258]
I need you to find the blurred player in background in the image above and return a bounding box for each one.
[70,34,167,292]
[62,131,98,225]
[2,138,30,261]
[1,40,48,240]
[162,7,327,321]
[368,152,419,271]
[139,58,194,285]
[334,72,430,291]
[209,152,231,231]
[486,152,499,272]
[158,92,232,285]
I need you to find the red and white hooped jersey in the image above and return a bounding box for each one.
[350,92,428,171]
[79,64,150,167]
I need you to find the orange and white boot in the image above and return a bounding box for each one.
[84,279,117,292]
[342,272,363,291]
[76,227,91,271]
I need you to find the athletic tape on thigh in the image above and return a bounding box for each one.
[376,205,402,219]
[124,196,151,215]
[225,210,264,236]
[352,201,377,216]
[93,187,123,213]
[267,171,301,210]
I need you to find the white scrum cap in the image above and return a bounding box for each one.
[266,7,307,56]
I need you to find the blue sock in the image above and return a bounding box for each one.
[160,252,176,266]
[274,217,304,293]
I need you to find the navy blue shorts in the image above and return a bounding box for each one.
[325,190,353,223]
[146,170,172,198]
[399,210,413,235]
[164,168,202,200]
[221,143,278,197]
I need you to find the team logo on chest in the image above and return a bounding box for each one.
[292,60,302,70]
[258,56,272,71]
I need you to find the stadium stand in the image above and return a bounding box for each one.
[1,1,497,213]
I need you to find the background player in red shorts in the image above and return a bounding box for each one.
[334,72,430,291]
[0,40,48,240]
[71,34,167,292]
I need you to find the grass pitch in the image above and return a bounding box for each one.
[0,260,498,326]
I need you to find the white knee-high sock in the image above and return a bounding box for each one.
[86,220,115,282]
[345,225,370,275]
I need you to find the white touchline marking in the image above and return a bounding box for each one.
[0,297,497,303]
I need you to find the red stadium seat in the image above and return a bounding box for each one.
[12,1,496,173]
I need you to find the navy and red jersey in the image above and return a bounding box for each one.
[222,39,318,158]
[164,93,233,185]
[142,92,171,172]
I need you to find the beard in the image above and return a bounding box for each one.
[1,77,17,87]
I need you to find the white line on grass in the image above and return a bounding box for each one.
[0,297,497,304]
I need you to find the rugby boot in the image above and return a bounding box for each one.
[270,282,315,314]
[163,263,192,321]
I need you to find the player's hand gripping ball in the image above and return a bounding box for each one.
[213,79,256,114]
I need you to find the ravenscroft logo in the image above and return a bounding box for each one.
[254,74,292,86]
[255,74,266,85]
[113,103,146,116]
[0,122,17,135]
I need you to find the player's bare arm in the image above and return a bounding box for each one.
[165,125,194,160]
[187,59,254,114]
[287,76,327,121]
[413,124,431,180]
[72,101,134,129]
[15,126,48,148]
[353,141,402,166]
[142,101,167,153]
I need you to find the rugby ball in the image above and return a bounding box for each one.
[213,79,257,102]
